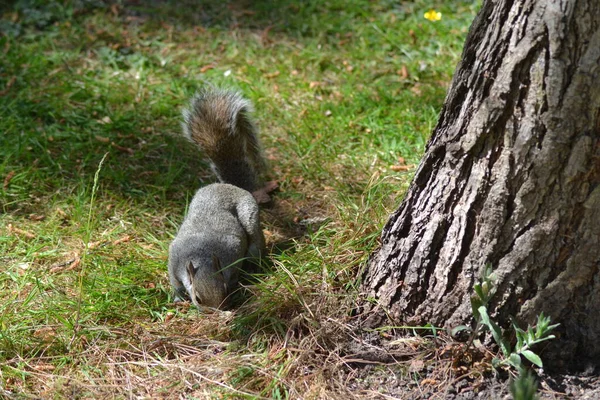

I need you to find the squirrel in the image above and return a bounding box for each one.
[168,87,266,309]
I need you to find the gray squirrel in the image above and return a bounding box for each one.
[168,88,266,309]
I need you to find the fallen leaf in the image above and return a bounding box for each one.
[111,142,134,154]
[113,235,131,245]
[409,29,417,44]
[252,180,279,204]
[390,164,415,172]
[397,65,409,79]
[49,257,78,273]
[87,240,104,249]
[8,224,35,239]
[110,3,120,16]
[95,135,110,143]
[3,170,16,188]
[260,25,273,45]
[33,327,56,342]
[265,71,281,79]
[63,257,81,272]
[200,64,215,73]
[138,171,157,177]
[411,84,422,95]
[409,359,425,372]
[0,76,16,96]
[33,364,56,372]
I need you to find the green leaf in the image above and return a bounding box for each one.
[546,323,560,333]
[492,357,502,369]
[535,313,560,338]
[526,329,536,344]
[474,284,484,302]
[483,263,493,279]
[478,306,510,357]
[451,325,471,336]
[537,312,549,329]
[471,296,483,318]
[507,353,523,372]
[521,350,543,368]
[423,323,438,338]
[512,320,525,350]
[527,334,556,346]
[481,281,490,298]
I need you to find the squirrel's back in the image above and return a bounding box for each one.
[182,88,264,192]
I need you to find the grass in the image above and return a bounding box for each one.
[1,0,478,397]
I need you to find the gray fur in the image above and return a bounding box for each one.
[168,183,265,309]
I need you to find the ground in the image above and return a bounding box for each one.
[1,0,597,398]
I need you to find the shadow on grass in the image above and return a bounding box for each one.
[1,0,358,212]
[117,0,366,37]
[2,0,369,41]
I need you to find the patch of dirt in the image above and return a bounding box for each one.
[335,331,600,399]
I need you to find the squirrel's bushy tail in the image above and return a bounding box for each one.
[182,88,264,192]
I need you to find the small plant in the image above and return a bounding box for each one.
[453,264,559,399]
[479,308,558,373]
[451,263,495,346]
[510,369,539,400]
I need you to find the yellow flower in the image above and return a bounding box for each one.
[424,9,442,22]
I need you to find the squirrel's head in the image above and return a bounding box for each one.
[186,255,229,309]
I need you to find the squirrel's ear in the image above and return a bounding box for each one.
[211,254,221,271]
[211,255,227,293]
[186,261,195,280]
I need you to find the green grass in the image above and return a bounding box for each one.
[1,0,477,397]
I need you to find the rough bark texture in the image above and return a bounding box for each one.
[362,0,600,368]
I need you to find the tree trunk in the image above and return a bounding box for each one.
[362,0,600,369]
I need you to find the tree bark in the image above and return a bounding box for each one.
[362,0,600,368]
